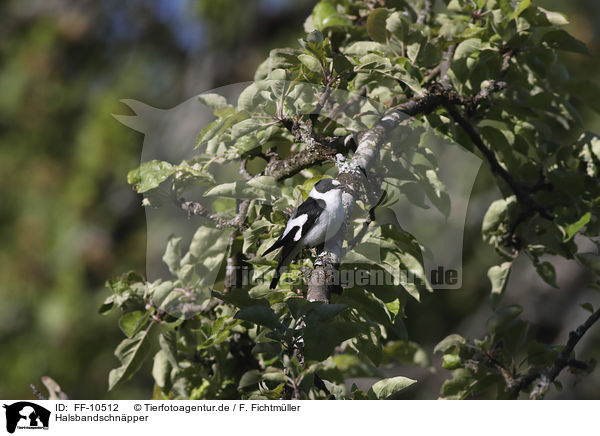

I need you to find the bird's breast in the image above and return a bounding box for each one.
[302,195,344,247]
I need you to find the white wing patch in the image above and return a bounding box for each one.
[282,213,308,239]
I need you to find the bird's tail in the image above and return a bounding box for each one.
[270,265,286,289]
[269,245,300,289]
[270,274,279,289]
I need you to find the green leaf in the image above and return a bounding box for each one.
[127,160,174,193]
[108,323,156,390]
[306,29,324,45]
[537,7,569,26]
[453,38,485,60]
[385,12,408,41]
[509,0,532,20]
[536,261,558,288]
[383,340,430,367]
[234,306,281,330]
[576,253,600,276]
[439,21,468,40]
[488,262,512,309]
[298,54,322,73]
[434,334,466,354]
[337,288,393,328]
[312,0,351,31]
[158,330,178,368]
[442,353,462,370]
[542,30,589,55]
[332,53,353,74]
[486,305,523,334]
[303,320,366,362]
[351,383,369,400]
[302,30,330,64]
[367,376,416,399]
[212,288,270,309]
[198,93,229,111]
[482,196,517,239]
[205,176,281,202]
[162,237,182,275]
[237,84,261,112]
[396,69,424,96]
[367,8,389,43]
[580,302,594,314]
[527,341,560,367]
[238,370,262,390]
[305,303,348,323]
[343,41,389,57]
[150,281,176,308]
[98,296,115,315]
[440,368,475,399]
[406,40,421,64]
[189,227,228,258]
[355,329,384,366]
[563,212,591,242]
[422,169,450,217]
[152,350,172,390]
[195,109,250,150]
[118,310,149,338]
[577,132,600,175]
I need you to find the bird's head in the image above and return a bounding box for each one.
[313,178,344,194]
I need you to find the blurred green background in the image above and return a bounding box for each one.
[0,0,599,399]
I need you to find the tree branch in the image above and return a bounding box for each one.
[276,47,523,300]
[307,111,407,301]
[442,102,529,203]
[510,306,600,398]
[30,383,47,401]
[443,101,554,242]
[180,198,249,229]
[462,48,513,116]
[223,202,250,293]
[304,83,501,302]
[264,141,340,181]
[416,0,432,25]
[264,76,504,184]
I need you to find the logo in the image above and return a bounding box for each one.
[114,80,482,316]
[2,402,50,433]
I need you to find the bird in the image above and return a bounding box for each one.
[263,178,345,289]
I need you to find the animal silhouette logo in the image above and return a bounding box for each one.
[2,402,50,433]
[114,82,481,292]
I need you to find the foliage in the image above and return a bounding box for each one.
[103,0,600,399]
[0,0,311,399]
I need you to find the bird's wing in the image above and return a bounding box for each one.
[263,197,325,261]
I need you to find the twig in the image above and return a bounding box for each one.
[240,158,253,180]
[30,384,47,401]
[224,231,242,294]
[416,0,432,25]
[180,198,249,229]
[509,306,600,398]
[264,139,341,181]
[463,48,514,116]
[439,44,457,86]
[266,76,502,184]
[442,103,529,203]
[443,102,553,227]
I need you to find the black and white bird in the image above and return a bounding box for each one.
[264,178,345,289]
